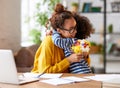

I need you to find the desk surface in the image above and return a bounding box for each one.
[1,73,119,88]
[0,73,102,88]
[6,73,120,88]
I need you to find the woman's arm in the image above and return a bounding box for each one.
[32,36,83,73]
[31,36,70,73]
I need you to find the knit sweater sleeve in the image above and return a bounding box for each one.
[31,36,70,73]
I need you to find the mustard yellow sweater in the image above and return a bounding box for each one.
[31,36,90,73]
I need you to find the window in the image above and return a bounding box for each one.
[21,0,44,46]
[21,0,60,46]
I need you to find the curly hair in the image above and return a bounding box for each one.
[47,3,74,30]
[73,13,94,39]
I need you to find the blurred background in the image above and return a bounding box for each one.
[0,0,120,74]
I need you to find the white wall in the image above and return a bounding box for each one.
[0,0,21,52]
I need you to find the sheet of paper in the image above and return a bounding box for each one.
[40,76,90,85]
[21,72,63,78]
[40,74,63,78]
[84,74,120,84]
[62,76,90,82]
[40,78,74,85]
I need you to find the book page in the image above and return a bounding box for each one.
[40,78,74,85]
[62,76,90,82]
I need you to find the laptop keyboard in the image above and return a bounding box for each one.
[18,75,39,83]
[18,78,26,82]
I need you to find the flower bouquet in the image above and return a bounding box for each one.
[71,39,91,54]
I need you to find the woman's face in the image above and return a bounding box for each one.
[58,17,77,38]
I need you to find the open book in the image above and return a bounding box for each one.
[40,76,90,85]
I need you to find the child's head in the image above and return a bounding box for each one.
[46,3,77,38]
[72,12,94,39]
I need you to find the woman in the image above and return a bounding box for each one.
[31,3,90,73]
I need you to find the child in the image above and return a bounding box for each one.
[52,13,94,74]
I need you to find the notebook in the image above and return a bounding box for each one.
[0,49,39,85]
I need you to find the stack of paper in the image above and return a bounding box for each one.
[40,76,90,85]
[84,74,120,86]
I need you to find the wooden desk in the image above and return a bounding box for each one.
[0,73,102,88]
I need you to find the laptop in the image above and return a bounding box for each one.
[0,49,39,84]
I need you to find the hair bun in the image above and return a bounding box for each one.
[54,3,65,13]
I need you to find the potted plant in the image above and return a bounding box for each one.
[71,2,79,12]
[108,24,113,33]
[90,42,102,54]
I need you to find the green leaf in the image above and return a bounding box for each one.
[29,29,41,45]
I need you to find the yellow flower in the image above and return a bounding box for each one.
[71,39,90,54]
[71,45,82,54]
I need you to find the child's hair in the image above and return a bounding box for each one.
[73,12,94,39]
[46,3,74,31]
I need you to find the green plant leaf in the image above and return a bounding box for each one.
[29,29,41,45]
[27,0,60,45]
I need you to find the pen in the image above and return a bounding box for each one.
[36,72,45,78]
[36,67,48,78]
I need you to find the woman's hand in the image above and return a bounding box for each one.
[66,53,83,63]
[82,52,89,60]
[46,29,53,36]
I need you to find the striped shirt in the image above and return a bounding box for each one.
[52,30,91,74]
